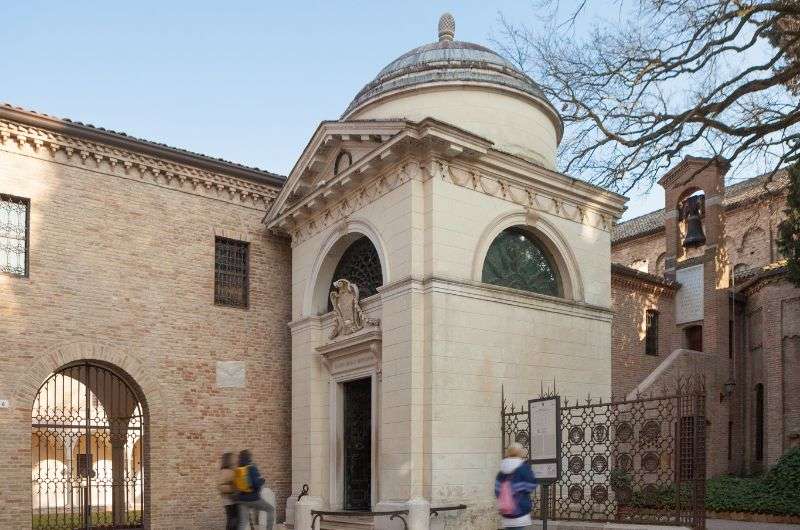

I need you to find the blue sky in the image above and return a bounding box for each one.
[2,1,664,219]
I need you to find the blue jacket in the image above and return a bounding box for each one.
[494,458,537,520]
[237,464,266,502]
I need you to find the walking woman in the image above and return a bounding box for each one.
[218,452,238,530]
[495,443,537,529]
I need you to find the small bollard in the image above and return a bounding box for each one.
[295,494,323,530]
[407,497,430,530]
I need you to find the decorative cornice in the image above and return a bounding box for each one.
[267,118,625,240]
[280,151,620,247]
[284,156,422,246]
[0,118,280,210]
[379,274,612,320]
[738,263,790,296]
[435,158,615,232]
[657,155,730,188]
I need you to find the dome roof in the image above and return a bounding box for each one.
[343,14,552,118]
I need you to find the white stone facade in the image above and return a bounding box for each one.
[268,120,624,529]
[264,14,626,529]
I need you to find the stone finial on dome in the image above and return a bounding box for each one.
[438,13,455,41]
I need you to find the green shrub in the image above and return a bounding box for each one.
[617,447,800,516]
[705,475,799,515]
[705,446,800,516]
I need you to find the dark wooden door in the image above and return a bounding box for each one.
[343,378,372,510]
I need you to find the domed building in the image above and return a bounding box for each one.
[343,14,563,170]
[268,14,626,530]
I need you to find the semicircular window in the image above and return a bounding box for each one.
[481,227,561,297]
[328,236,383,311]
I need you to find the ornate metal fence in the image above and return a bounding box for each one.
[502,379,706,529]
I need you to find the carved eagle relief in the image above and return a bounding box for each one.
[329,279,379,339]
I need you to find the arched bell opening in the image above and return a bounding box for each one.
[676,188,707,261]
[31,361,147,529]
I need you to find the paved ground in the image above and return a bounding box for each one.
[707,519,800,530]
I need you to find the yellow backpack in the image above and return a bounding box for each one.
[234,465,253,493]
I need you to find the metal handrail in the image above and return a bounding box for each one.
[430,504,467,518]
[310,509,409,530]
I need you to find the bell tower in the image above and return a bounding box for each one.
[659,156,731,475]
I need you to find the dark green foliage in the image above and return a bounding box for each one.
[609,468,632,492]
[628,484,691,510]
[616,448,800,516]
[777,162,800,287]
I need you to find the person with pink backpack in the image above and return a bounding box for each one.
[495,443,538,529]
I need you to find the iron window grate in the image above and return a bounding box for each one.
[214,237,249,308]
[645,309,659,356]
[0,194,30,277]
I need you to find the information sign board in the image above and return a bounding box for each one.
[527,396,561,481]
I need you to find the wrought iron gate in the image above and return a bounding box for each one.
[502,378,706,529]
[31,362,145,529]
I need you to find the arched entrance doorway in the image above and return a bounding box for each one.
[31,361,145,529]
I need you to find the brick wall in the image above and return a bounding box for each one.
[610,169,796,476]
[742,280,800,471]
[0,140,291,529]
[611,275,676,397]
[611,233,666,276]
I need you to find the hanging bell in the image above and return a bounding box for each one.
[681,194,706,248]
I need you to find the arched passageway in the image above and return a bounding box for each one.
[31,361,145,529]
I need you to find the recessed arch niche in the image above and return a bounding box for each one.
[306,220,388,316]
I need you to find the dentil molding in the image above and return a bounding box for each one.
[0,119,279,210]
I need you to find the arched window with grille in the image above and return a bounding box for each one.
[481,227,561,297]
[328,236,383,311]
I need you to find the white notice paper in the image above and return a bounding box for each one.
[529,398,557,461]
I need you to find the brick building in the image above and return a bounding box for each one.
[611,157,800,477]
[0,104,292,529]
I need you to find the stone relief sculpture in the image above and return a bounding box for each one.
[329,279,379,339]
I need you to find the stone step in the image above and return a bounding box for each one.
[280,519,375,530]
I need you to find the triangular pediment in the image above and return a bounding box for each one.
[265,120,409,224]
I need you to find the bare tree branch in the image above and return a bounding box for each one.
[499,0,800,191]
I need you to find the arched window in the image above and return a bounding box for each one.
[755,383,764,461]
[328,236,383,311]
[32,362,146,528]
[655,253,666,276]
[481,227,561,297]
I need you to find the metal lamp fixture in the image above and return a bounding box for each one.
[723,379,736,400]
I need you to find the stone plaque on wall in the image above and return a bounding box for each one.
[675,265,704,324]
[216,361,246,388]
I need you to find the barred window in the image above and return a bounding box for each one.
[0,194,29,277]
[645,310,659,356]
[214,237,249,308]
